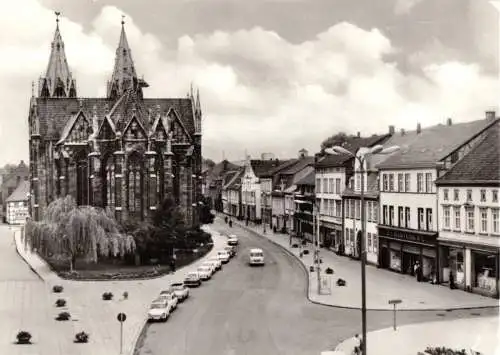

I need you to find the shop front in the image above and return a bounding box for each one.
[378,225,438,280]
[320,220,342,251]
[439,237,499,298]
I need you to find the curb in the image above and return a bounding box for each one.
[13,230,44,282]
[231,219,500,312]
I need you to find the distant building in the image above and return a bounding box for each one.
[1,161,29,220]
[436,121,499,298]
[293,170,316,241]
[5,180,30,225]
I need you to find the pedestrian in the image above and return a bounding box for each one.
[229,220,233,228]
[353,334,362,355]
[224,216,228,224]
[416,261,422,282]
[170,256,176,273]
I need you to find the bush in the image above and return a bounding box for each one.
[74,331,89,343]
[16,331,32,344]
[325,267,334,274]
[309,266,315,272]
[55,299,66,307]
[102,292,113,301]
[422,347,473,355]
[56,311,71,321]
[303,249,309,255]
[52,285,63,293]
[336,278,346,286]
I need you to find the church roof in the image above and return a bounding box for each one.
[34,97,196,141]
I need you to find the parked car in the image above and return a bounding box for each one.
[202,261,217,275]
[249,248,265,266]
[208,256,222,270]
[197,265,212,280]
[217,250,231,264]
[184,271,202,287]
[156,290,178,311]
[224,245,237,257]
[171,282,189,301]
[227,235,239,246]
[147,300,170,322]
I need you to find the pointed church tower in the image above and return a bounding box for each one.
[107,16,148,100]
[39,12,77,98]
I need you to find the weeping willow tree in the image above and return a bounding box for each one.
[23,196,136,271]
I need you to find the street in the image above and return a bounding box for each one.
[137,219,498,355]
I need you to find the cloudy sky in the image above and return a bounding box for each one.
[0,0,498,165]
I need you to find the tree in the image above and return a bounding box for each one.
[203,158,216,169]
[152,197,187,249]
[23,196,135,271]
[320,132,354,151]
[199,196,215,224]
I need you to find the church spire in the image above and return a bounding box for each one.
[107,16,146,100]
[39,12,77,98]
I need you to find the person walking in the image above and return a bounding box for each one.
[353,334,362,355]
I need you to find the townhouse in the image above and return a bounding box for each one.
[293,170,316,241]
[241,158,282,223]
[342,126,421,264]
[222,168,245,218]
[205,160,239,212]
[315,134,389,251]
[376,114,498,281]
[271,151,315,233]
[436,122,499,298]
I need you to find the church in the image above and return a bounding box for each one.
[28,15,203,226]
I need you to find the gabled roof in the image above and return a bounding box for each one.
[316,134,390,168]
[224,168,245,190]
[6,180,29,202]
[56,110,89,145]
[249,159,283,178]
[296,170,315,186]
[436,123,500,185]
[280,157,315,175]
[261,159,297,178]
[377,118,498,169]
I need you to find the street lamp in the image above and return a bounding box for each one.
[325,144,399,355]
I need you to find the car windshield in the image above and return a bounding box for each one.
[218,252,226,255]
[150,303,165,309]
[172,284,184,290]
[251,252,263,257]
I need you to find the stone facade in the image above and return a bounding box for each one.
[28,18,202,226]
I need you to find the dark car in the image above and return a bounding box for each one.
[224,246,236,257]
[183,272,202,287]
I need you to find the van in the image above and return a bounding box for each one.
[249,248,264,266]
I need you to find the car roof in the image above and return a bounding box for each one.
[250,248,263,252]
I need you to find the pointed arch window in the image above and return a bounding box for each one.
[127,154,143,217]
[106,158,115,208]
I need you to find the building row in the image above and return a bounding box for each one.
[210,112,500,299]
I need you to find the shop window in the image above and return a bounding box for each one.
[480,190,486,202]
[443,206,450,230]
[417,208,424,230]
[443,189,449,201]
[454,206,461,231]
[466,207,475,233]
[473,252,497,293]
[454,189,459,201]
[480,208,488,234]
[492,209,499,234]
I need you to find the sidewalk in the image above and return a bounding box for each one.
[13,225,226,355]
[229,217,499,310]
[335,316,500,355]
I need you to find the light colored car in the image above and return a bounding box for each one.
[197,265,212,280]
[203,261,217,275]
[147,300,170,322]
[208,256,222,270]
[171,282,189,301]
[227,235,239,246]
[184,271,202,287]
[156,290,178,311]
[249,248,265,266]
[217,250,231,264]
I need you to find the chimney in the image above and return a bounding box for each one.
[357,131,361,138]
[446,118,452,126]
[485,111,496,120]
[400,128,405,136]
[417,123,421,134]
[389,125,395,135]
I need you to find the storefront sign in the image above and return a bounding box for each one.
[379,226,437,245]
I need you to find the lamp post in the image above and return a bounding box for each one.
[325,144,400,355]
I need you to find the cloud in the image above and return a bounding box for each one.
[0,0,497,165]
